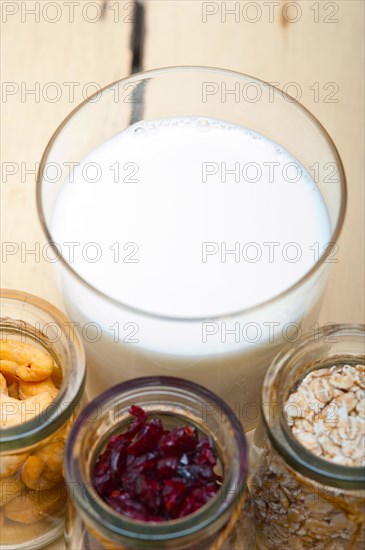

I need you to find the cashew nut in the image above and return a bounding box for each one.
[0,391,55,427]
[2,483,67,524]
[0,373,7,395]
[22,439,64,490]
[21,456,45,490]
[51,364,63,387]
[0,371,19,399]
[19,377,58,400]
[0,453,29,478]
[7,380,19,400]
[0,361,19,381]
[0,340,54,382]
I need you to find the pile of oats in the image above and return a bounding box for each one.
[250,362,365,550]
[285,363,365,466]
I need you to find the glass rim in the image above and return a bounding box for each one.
[262,323,365,488]
[65,375,248,541]
[36,65,347,323]
[0,288,86,450]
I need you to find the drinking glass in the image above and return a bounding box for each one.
[36,67,346,431]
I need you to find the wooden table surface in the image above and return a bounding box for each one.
[1,1,364,548]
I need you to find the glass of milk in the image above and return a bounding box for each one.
[37,67,346,431]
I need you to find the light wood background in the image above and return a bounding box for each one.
[1,1,364,548]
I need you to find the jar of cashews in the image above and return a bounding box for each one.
[0,289,86,550]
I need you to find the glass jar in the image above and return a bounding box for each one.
[0,289,86,549]
[249,323,365,550]
[65,376,255,549]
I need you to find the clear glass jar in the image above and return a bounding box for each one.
[65,376,255,549]
[249,324,365,550]
[0,289,86,549]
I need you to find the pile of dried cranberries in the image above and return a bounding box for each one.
[92,405,222,521]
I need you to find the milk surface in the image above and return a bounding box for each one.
[51,117,331,426]
[52,117,330,318]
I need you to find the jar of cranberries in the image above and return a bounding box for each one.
[64,376,255,549]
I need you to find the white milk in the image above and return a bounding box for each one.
[51,117,331,429]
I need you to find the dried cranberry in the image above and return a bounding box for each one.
[194,437,217,466]
[177,494,196,518]
[93,467,115,496]
[128,418,163,456]
[177,464,215,483]
[189,482,219,509]
[128,451,160,475]
[109,439,128,481]
[124,405,148,440]
[158,426,199,457]
[162,479,187,517]
[156,457,178,479]
[123,452,160,495]
[106,492,149,521]
[92,406,221,522]
[134,475,161,513]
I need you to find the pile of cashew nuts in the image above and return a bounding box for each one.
[0,339,68,534]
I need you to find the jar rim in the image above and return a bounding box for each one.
[65,376,248,544]
[0,289,86,451]
[262,323,365,489]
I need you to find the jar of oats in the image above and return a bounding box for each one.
[249,324,365,550]
[0,289,86,549]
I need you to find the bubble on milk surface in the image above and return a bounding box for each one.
[134,125,146,137]
[130,117,276,144]
[196,119,211,132]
